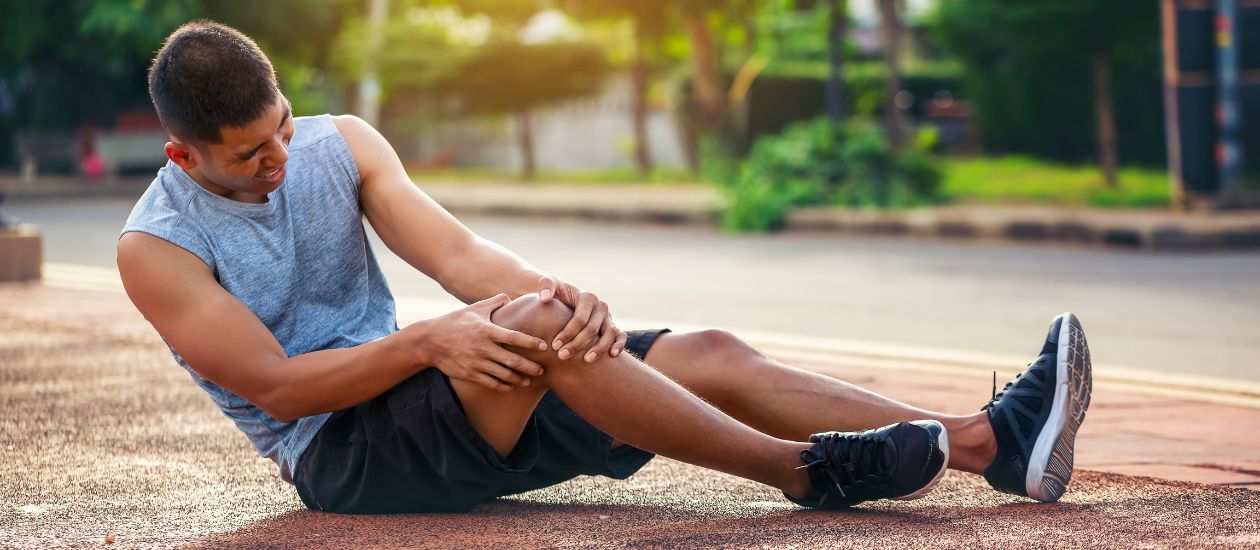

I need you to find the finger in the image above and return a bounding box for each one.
[484,362,531,388]
[492,326,549,352]
[472,293,511,315]
[610,328,629,357]
[584,317,617,363]
[553,295,595,354]
[537,275,557,303]
[564,305,606,362]
[474,372,513,393]
[490,347,545,377]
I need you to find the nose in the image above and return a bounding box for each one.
[265,136,289,168]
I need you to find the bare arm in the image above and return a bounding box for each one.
[334,115,546,303]
[117,233,549,422]
[335,115,629,360]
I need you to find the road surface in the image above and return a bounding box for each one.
[8,195,1260,382]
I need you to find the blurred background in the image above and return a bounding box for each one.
[1,1,1259,385]
[2,0,1257,216]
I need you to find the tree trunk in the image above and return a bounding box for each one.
[877,0,907,151]
[682,8,725,132]
[1093,52,1118,188]
[515,109,536,180]
[630,19,652,176]
[825,0,848,122]
[734,8,759,151]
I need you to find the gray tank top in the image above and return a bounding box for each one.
[121,115,397,482]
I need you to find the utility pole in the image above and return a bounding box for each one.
[357,0,389,129]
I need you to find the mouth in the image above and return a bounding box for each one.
[257,164,285,183]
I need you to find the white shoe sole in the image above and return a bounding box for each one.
[1024,312,1093,502]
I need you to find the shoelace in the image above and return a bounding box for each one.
[982,363,1036,411]
[795,432,889,499]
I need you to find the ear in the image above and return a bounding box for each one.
[165,141,199,172]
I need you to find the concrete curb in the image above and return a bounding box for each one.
[2,178,149,201]
[420,182,1260,251]
[787,205,1260,251]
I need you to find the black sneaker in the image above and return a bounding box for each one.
[982,312,1092,503]
[785,420,949,509]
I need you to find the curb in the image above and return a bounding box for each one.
[2,181,149,202]
[421,183,1260,251]
[786,206,1260,251]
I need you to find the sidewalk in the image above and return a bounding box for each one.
[2,269,1259,547]
[7,175,1260,250]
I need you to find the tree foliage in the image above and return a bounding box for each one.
[933,0,1164,165]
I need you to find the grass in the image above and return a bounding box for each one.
[409,166,702,186]
[941,156,1172,208]
[409,156,1174,209]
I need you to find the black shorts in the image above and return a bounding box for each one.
[293,328,671,514]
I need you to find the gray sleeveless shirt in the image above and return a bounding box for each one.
[121,115,397,482]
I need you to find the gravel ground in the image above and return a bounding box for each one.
[3,314,1258,549]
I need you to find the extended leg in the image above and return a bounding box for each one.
[446,296,814,499]
[640,330,996,474]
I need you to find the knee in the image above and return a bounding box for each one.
[490,294,573,342]
[685,329,763,364]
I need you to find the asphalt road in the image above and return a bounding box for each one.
[8,195,1260,382]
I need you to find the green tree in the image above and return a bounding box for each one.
[436,39,610,179]
[876,0,907,151]
[558,0,675,176]
[934,0,1163,181]
[0,0,351,167]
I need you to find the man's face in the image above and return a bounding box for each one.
[167,96,295,202]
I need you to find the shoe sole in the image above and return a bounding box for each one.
[893,420,950,501]
[1025,312,1093,503]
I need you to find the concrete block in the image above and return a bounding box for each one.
[0,224,42,282]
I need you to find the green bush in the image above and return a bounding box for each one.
[705,118,944,232]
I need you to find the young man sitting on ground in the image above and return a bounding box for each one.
[118,21,1092,513]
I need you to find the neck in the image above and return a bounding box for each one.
[184,166,268,204]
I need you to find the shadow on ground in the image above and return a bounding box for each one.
[2,314,1258,548]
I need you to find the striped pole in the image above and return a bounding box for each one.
[1216,0,1240,197]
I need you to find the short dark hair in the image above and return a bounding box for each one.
[148,20,280,144]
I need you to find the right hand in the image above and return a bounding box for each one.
[414,294,550,392]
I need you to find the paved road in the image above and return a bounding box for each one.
[8,195,1260,382]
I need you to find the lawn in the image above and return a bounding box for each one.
[410,156,1175,209]
[941,156,1172,208]
[409,165,701,186]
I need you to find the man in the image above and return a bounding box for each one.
[118,21,1092,514]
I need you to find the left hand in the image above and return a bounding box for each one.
[537,276,628,363]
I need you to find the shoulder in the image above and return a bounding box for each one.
[329,114,380,152]
[123,166,197,238]
[328,114,395,180]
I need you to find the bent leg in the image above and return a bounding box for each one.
[483,296,813,498]
[643,330,996,474]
